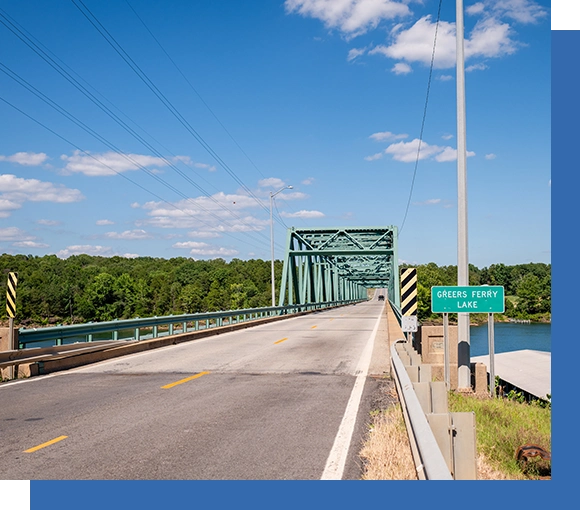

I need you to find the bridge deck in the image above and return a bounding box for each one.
[471,349,551,400]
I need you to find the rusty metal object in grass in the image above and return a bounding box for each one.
[516,445,551,462]
[516,444,551,479]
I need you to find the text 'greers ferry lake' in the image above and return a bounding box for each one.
[431,286,505,313]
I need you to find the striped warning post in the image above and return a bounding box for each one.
[6,272,17,318]
[400,268,417,316]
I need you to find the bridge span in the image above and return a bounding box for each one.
[0,295,401,480]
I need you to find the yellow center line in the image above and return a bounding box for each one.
[311,325,317,329]
[161,371,210,389]
[25,435,68,453]
[274,337,289,344]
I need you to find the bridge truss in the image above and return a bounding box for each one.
[278,226,400,307]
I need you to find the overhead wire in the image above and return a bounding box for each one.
[0,61,280,250]
[0,65,279,253]
[398,0,443,237]
[0,7,286,249]
[70,0,273,218]
[122,0,309,227]
[0,94,268,252]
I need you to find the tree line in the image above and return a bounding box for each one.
[0,254,550,327]
[0,254,281,326]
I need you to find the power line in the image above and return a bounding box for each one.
[0,67,281,252]
[398,0,443,237]
[71,0,272,217]
[0,8,282,245]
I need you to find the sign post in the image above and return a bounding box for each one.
[431,285,504,394]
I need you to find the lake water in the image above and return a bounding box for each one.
[469,322,551,357]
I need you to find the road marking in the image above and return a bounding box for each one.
[161,371,210,389]
[274,337,288,344]
[311,325,317,329]
[24,435,68,453]
[320,310,382,480]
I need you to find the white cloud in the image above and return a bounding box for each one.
[392,62,412,74]
[193,162,217,172]
[96,219,115,225]
[466,2,485,16]
[137,193,269,232]
[438,74,453,81]
[485,153,497,160]
[56,245,115,258]
[466,62,488,72]
[104,229,152,240]
[0,174,84,217]
[258,177,287,189]
[0,152,49,166]
[434,147,476,162]
[473,0,547,25]
[285,0,411,38]
[365,152,384,161]
[37,219,60,226]
[281,210,325,219]
[302,177,315,185]
[173,241,239,257]
[13,240,49,248]
[61,150,170,176]
[0,198,21,218]
[369,131,408,141]
[384,139,475,163]
[348,47,367,61]
[0,227,34,241]
[370,15,518,70]
[385,139,444,162]
[442,134,454,140]
[370,17,457,68]
[187,230,222,239]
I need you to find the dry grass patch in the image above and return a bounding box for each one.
[359,403,417,480]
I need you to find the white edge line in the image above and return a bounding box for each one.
[320,308,382,480]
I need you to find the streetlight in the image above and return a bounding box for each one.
[270,185,293,307]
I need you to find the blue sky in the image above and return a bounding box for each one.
[0,0,550,268]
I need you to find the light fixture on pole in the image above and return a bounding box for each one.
[270,185,293,307]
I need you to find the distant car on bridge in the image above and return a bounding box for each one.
[378,295,385,301]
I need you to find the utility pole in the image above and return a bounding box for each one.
[456,0,471,390]
[270,185,292,307]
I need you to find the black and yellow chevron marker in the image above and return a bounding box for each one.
[6,272,17,318]
[400,268,417,316]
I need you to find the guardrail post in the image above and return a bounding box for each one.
[134,328,140,341]
[426,412,477,480]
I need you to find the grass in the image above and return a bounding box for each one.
[359,404,417,480]
[359,382,551,480]
[448,391,551,479]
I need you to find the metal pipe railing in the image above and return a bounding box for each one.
[17,299,365,349]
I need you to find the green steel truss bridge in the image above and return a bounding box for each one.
[278,226,400,308]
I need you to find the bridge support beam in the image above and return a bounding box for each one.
[278,226,399,306]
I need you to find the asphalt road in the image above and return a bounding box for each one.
[0,298,391,480]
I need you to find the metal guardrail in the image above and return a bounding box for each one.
[17,299,364,349]
[390,339,453,480]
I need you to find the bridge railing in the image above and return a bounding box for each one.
[17,299,365,349]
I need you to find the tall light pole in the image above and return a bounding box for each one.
[456,0,470,389]
[270,185,293,307]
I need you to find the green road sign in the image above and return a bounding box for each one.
[431,286,505,313]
